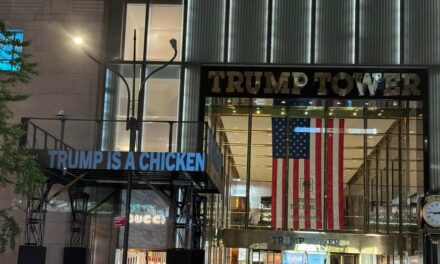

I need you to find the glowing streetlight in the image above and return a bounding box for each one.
[73,36,83,46]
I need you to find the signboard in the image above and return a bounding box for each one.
[114,217,125,227]
[129,214,166,225]
[219,229,398,254]
[201,65,428,100]
[34,150,205,172]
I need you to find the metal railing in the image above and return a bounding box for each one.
[20,118,220,153]
[21,118,74,150]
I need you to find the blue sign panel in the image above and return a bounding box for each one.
[0,30,23,71]
[35,150,205,172]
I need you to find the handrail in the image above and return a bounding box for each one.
[22,119,75,150]
[21,118,219,155]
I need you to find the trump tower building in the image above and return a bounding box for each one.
[2,0,440,264]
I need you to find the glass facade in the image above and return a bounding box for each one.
[206,98,424,233]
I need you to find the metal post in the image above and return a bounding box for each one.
[122,121,136,264]
[122,29,137,264]
[363,103,369,233]
[60,118,66,145]
[244,101,252,229]
[386,135,390,233]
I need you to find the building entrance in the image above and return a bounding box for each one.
[328,253,357,264]
[282,251,354,264]
[251,250,282,264]
[246,249,359,264]
[115,249,166,264]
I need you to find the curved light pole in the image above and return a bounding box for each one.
[74,34,177,264]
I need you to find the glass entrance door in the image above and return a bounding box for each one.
[251,250,282,264]
[329,254,358,264]
[282,251,327,264]
[330,254,359,264]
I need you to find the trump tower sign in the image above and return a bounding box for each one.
[201,65,428,100]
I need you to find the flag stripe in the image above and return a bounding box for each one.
[282,159,286,229]
[298,159,305,229]
[306,118,317,229]
[332,120,340,229]
[315,118,323,229]
[287,159,293,229]
[304,158,311,229]
[327,119,334,229]
[338,119,345,229]
[293,159,299,230]
[272,159,277,229]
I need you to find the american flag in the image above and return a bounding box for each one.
[271,117,345,230]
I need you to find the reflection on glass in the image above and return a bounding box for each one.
[147,4,183,61]
[124,4,146,61]
[124,3,183,61]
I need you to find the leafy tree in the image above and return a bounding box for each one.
[0,21,46,253]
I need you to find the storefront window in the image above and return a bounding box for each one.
[206,98,424,233]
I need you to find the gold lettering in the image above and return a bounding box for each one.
[353,73,381,96]
[264,72,290,94]
[244,71,263,95]
[292,72,308,95]
[314,72,331,95]
[208,71,225,93]
[402,73,421,96]
[383,73,401,96]
[332,72,353,96]
[226,71,244,93]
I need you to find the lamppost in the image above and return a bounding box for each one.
[74,32,177,264]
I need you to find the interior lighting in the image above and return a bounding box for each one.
[353,112,357,116]
[305,111,309,115]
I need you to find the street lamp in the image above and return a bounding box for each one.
[74,32,177,264]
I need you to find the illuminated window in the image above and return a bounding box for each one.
[123,2,183,61]
[0,30,23,71]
